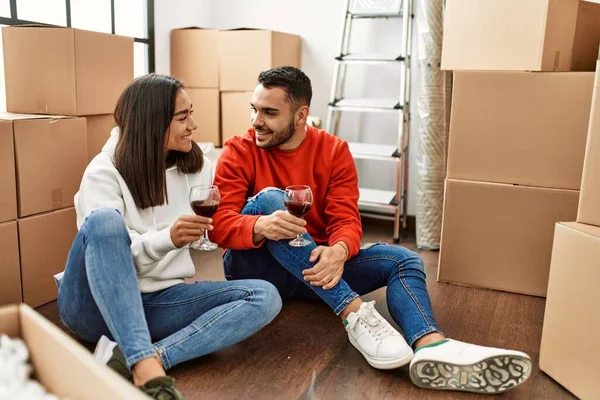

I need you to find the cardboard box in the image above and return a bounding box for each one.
[438,179,579,297]
[578,61,600,226]
[0,304,149,399]
[540,222,600,399]
[0,113,87,218]
[447,72,595,190]
[86,114,115,162]
[0,222,21,306]
[186,88,220,146]
[219,29,301,91]
[3,26,133,116]
[221,92,253,144]
[171,28,219,88]
[0,120,17,223]
[18,208,77,308]
[572,1,600,71]
[441,0,600,71]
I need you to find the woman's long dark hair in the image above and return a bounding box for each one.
[114,74,203,209]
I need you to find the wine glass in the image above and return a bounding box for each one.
[189,185,220,251]
[284,185,313,247]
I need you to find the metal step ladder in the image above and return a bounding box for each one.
[326,0,413,243]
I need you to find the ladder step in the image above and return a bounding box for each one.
[330,98,402,112]
[350,12,403,19]
[348,142,400,160]
[358,188,399,208]
[337,53,405,64]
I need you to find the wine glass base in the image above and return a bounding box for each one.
[289,238,311,247]
[190,241,219,251]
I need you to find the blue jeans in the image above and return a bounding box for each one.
[223,189,442,347]
[57,208,282,369]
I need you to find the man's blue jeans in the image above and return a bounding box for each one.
[57,208,282,369]
[223,189,442,347]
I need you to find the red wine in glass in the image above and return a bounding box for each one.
[284,185,313,247]
[189,185,220,251]
[284,201,312,218]
[190,200,219,218]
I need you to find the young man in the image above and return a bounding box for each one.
[211,66,532,395]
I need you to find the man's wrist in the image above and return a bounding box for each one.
[252,216,265,244]
[333,241,349,259]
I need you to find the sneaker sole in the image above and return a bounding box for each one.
[348,336,414,370]
[410,355,532,394]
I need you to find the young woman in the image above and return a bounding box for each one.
[56,74,282,400]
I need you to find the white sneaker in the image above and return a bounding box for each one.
[344,301,414,369]
[93,335,118,364]
[93,335,132,380]
[409,339,532,394]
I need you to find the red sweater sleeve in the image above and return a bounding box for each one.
[211,143,261,250]
[325,140,362,259]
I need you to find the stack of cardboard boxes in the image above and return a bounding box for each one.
[170,28,221,146]
[0,26,133,308]
[438,0,600,297]
[171,28,301,147]
[539,50,600,399]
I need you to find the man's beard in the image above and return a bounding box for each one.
[255,118,296,149]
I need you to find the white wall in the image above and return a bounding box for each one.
[155,0,422,216]
[154,0,212,75]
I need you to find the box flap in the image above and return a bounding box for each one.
[560,222,600,238]
[172,26,217,31]
[0,112,74,121]
[3,24,67,29]
[0,304,20,337]
[19,304,150,399]
[222,27,272,32]
[446,178,580,192]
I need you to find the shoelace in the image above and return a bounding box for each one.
[146,385,180,400]
[141,377,181,400]
[348,303,397,340]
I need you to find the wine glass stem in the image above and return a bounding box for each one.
[204,230,211,243]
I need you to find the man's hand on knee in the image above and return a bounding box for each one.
[303,245,346,290]
[252,210,307,243]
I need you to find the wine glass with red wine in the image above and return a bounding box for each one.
[284,185,313,247]
[189,185,220,251]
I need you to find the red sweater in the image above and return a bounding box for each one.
[211,125,362,259]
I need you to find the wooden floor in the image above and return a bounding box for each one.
[37,219,574,400]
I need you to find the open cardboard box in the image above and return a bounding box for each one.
[0,304,149,399]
